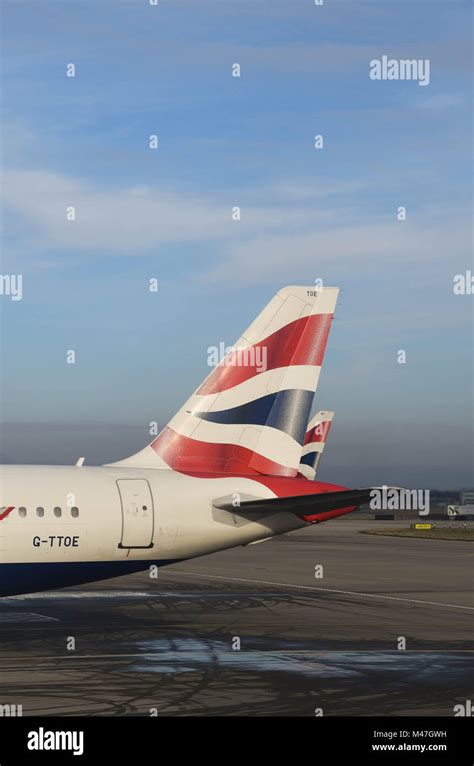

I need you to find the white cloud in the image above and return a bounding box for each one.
[1,170,367,258]
[3,169,471,291]
[416,92,466,110]
[3,170,229,253]
[206,212,471,285]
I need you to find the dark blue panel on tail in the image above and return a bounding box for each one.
[195,389,314,445]
[300,451,318,469]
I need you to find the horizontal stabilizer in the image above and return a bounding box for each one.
[214,488,373,516]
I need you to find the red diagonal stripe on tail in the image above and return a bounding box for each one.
[151,427,296,476]
[198,313,333,395]
[303,419,332,445]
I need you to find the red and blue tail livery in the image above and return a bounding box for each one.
[114,286,338,476]
[299,410,335,480]
[0,286,374,597]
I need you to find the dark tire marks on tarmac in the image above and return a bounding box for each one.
[0,521,472,715]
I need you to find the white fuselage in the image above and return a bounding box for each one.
[0,465,306,596]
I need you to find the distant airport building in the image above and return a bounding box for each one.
[447,489,474,519]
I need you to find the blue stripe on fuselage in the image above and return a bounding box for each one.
[0,559,181,597]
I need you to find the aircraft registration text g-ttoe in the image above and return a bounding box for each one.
[33,536,80,548]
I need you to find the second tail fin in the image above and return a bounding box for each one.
[299,410,335,480]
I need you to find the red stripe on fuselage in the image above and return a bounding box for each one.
[171,472,356,523]
[151,431,358,521]
[249,478,356,523]
[301,507,356,523]
[172,470,348,498]
[242,477,356,523]
[0,506,15,521]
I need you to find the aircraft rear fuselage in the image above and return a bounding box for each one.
[0,464,347,597]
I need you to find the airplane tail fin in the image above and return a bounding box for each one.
[110,286,339,476]
[298,410,335,480]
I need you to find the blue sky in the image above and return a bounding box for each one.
[1,0,472,488]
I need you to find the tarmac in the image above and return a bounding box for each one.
[0,520,472,716]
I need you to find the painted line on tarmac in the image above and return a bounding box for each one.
[165,570,474,612]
